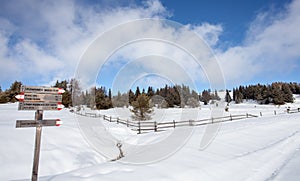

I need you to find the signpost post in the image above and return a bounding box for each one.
[15,85,64,181]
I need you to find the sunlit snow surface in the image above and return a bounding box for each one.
[1,96,300,181]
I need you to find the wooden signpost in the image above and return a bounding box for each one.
[15,85,64,181]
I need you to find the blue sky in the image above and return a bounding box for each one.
[0,0,299,92]
[161,0,291,45]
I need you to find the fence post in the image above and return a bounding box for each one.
[138,121,141,134]
[274,110,277,115]
[211,117,214,124]
[260,112,262,117]
[246,113,248,118]
[154,121,157,132]
[127,119,129,127]
[110,116,112,122]
[117,117,119,124]
[103,115,106,120]
[230,114,232,121]
[173,120,176,128]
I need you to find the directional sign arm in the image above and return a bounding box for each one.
[16,119,62,128]
[21,85,66,94]
[58,88,65,94]
[15,92,25,101]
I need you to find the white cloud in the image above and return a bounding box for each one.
[0,0,171,87]
[217,0,300,86]
[0,0,225,90]
[2,0,296,91]
[75,19,224,91]
[0,34,20,81]
[187,23,223,47]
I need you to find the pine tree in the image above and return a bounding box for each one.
[234,88,243,104]
[131,93,153,121]
[54,80,72,107]
[147,86,154,97]
[128,90,135,105]
[271,84,285,105]
[200,90,211,105]
[165,90,175,107]
[108,89,113,108]
[225,89,232,103]
[213,90,221,100]
[233,88,236,102]
[8,81,22,103]
[261,85,271,104]
[0,82,22,104]
[282,84,293,103]
[296,83,300,94]
[0,85,9,103]
[135,86,141,99]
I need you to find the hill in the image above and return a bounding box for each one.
[0,97,300,180]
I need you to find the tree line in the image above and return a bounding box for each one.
[1,80,299,108]
[232,82,299,105]
[0,80,210,109]
[76,84,205,109]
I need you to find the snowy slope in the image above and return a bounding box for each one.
[0,103,105,181]
[1,99,300,181]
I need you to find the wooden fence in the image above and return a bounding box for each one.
[287,108,300,114]
[75,111,258,134]
[132,113,258,134]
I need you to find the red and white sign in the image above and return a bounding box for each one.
[55,119,63,126]
[57,103,64,111]
[15,92,25,101]
[58,88,65,94]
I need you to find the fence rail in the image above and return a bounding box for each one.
[75,111,261,134]
[287,108,300,114]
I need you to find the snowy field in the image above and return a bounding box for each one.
[1,96,300,181]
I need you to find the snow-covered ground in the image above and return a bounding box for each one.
[1,97,300,181]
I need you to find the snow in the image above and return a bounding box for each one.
[1,97,300,181]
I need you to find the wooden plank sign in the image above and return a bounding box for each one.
[15,85,65,111]
[18,102,64,111]
[16,119,62,128]
[20,85,65,94]
[15,92,62,103]
[16,92,62,102]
